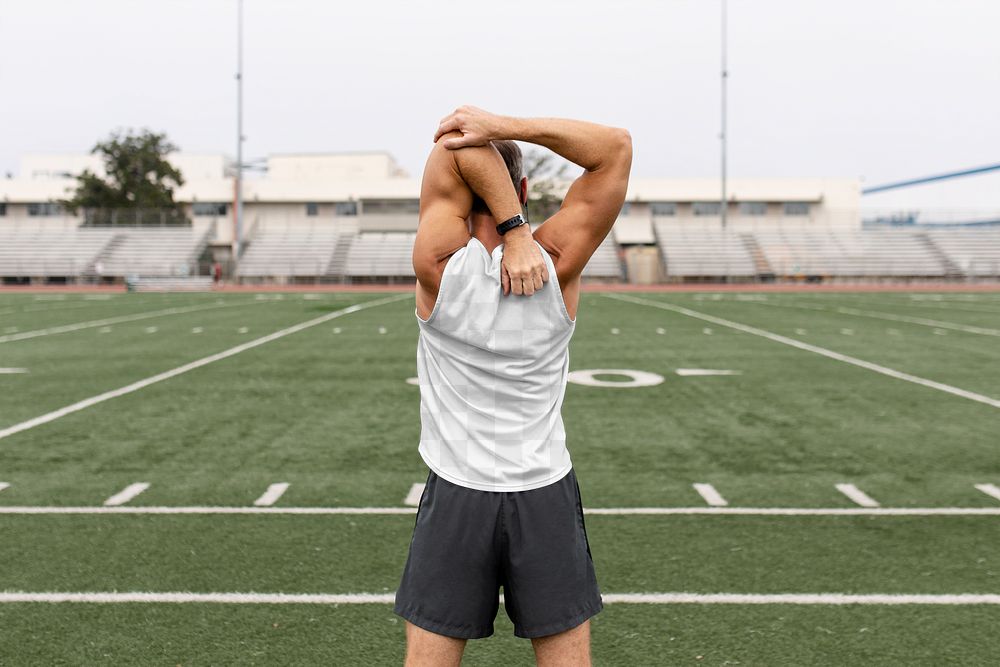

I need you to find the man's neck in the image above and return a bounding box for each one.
[469,213,504,254]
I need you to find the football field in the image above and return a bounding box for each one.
[1,288,998,665]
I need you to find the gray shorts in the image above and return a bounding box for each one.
[393,467,603,639]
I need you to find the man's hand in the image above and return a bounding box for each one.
[434,106,507,149]
[500,225,549,296]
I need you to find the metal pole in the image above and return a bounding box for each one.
[720,0,728,230]
[234,0,245,261]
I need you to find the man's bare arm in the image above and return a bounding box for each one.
[435,107,632,287]
[412,135,548,303]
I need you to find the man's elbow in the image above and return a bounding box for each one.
[614,128,633,162]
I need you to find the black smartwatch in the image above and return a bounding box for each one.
[496,213,527,236]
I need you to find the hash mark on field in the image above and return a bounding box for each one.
[676,369,741,377]
[99,327,111,333]
[655,327,666,335]
[378,326,387,334]
[191,327,203,334]
[2,591,1000,606]
[0,482,9,493]
[974,484,1000,503]
[692,483,728,506]
[103,483,150,506]
[702,328,713,335]
[144,326,158,334]
[794,328,807,335]
[237,327,249,334]
[253,483,289,507]
[0,368,28,374]
[0,294,411,442]
[0,301,252,345]
[840,328,854,336]
[836,483,880,508]
[604,294,1000,410]
[834,306,1000,337]
[404,483,426,507]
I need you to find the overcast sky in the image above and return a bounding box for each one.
[2,0,998,209]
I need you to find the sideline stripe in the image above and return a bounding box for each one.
[604,293,1000,409]
[254,483,289,507]
[0,301,255,344]
[0,294,410,442]
[692,483,728,506]
[404,483,425,507]
[103,483,150,506]
[0,591,998,605]
[975,484,1000,503]
[836,483,880,508]
[1,505,999,516]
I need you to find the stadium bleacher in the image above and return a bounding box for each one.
[653,221,757,278]
[0,228,115,278]
[581,235,623,280]
[237,227,343,280]
[926,227,1000,277]
[3,221,999,283]
[752,228,947,277]
[343,232,417,279]
[98,228,210,278]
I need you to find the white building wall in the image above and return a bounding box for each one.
[0,152,862,240]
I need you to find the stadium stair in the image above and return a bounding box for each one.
[740,233,774,279]
[326,231,357,279]
[918,232,966,279]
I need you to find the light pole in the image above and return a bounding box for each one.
[720,0,728,230]
[234,0,245,262]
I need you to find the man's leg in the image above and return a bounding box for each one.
[404,621,467,667]
[530,620,591,667]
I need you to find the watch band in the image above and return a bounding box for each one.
[496,213,527,236]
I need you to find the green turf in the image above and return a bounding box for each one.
[1,289,999,665]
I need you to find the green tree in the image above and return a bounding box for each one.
[524,148,571,223]
[63,129,187,226]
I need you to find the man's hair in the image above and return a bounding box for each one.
[470,140,523,215]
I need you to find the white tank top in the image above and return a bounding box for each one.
[415,236,576,491]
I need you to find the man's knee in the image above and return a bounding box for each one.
[404,621,467,667]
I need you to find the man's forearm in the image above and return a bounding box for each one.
[449,141,524,225]
[498,117,630,173]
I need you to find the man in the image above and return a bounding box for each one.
[395,106,632,667]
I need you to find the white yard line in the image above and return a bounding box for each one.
[0,294,411,442]
[692,483,728,506]
[404,483,426,507]
[0,505,999,516]
[835,483,880,508]
[0,301,255,344]
[603,293,1000,409]
[103,483,150,506]
[253,483,290,507]
[974,484,1000,502]
[0,591,998,605]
